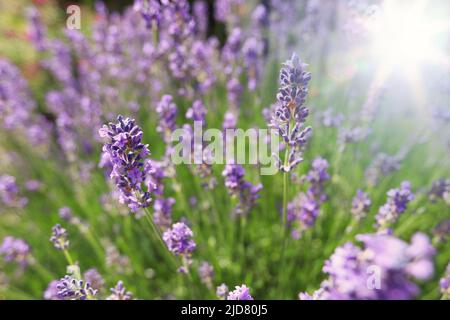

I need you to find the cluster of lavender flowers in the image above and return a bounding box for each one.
[107,281,133,300]
[227,285,254,300]
[270,53,312,173]
[50,224,69,250]
[222,164,262,216]
[198,261,214,289]
[351,190,372,221]
[365,153,401,186]
[0,236,31,268]
[99,116,152,212]
[163,221,196,273]
[375,181,414,232]
[287,157,330,238]
[56,275,98,300]
[429,178,450,204]
[0,175,28,209]
[300,232,436,300]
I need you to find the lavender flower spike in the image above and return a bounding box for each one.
[56,275,97,300]
[99,116,152,212]
[351,190,372,221]
[270,53,312,172]
[376,181,414,231]
[107,281,134,300]
[0,236,31,268]
[227,285,254,300]
[163,222,196,256]
[198,261,214,289]
[50,224,69,250]
[216,283,229,300]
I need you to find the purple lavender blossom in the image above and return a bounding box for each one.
[300,232,436,300]
[186,100,207,124]
[0,175,28,208]
[242,37,264,91]
[99,116,152,212]
[134,0,161,29]
[222,111,237,129]
[83,268,105,291]
[24,180,42,192]
[306,157,330,203]
[216,283,229,299]
[376,181,414,231]
[153,197,175,230]
[270,53,312,172]
[59,207,73,222]
[429,179,450,204]
[44,280,63,300]
[50,224,69,250]
[227,285,254,300]
[156,95,178,141]
[163,222,196,256]
[433,219,450,244]
[222,165,262,216]
[351,190,372,221]
[107,281,133,300]
[0,236,31,268]
[193,0,208,35]
[252,4,269,28]
[227,77,243,110]
[287,192,319,238]
[365,153,401,186]
[56,275,97,300]
[199,261,214,288]
[26,7,47,51]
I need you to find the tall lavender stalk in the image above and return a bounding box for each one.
[269,53,312,226]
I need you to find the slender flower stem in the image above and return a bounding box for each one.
[62,248,73,266]
[143,208,178,268]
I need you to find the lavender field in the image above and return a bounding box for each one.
[0,0,449,300]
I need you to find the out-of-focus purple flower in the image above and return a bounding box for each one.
[306,157,330,203]
[56,275,97,300]
[365,153,401,186]
[351,190,371,221]
[1,58,51,148]
[156,95,178,141]
[216,283,229,299]
[59,207,73,222]
[199,261,214,289]
[107,281,133,300]
[222,165,262,216]
[376,181,414,231]
[153,197,175,230]
[242,37,264,91]
[134,0,161,29]
[50,224,69,250]
[105,243,131,274]
[440,263,450,300]
[429,179,450,204]
[338,126,370,152]
[300,232,436,300]
[320,108,344,128]
[227,285,253,300]
[193,0,208,35]
[186,100,207,124]
[287,192,319,238]
[163,222,196,256]
[83,268,105,291]
[44,280,63,300]
[26,7,47,51]
[24,180,42,192]
[0,175,28,208]
[99,116,152,212]
[252,4,269,28]
[0,236,31,268]
[222,111,237,129]
[270,53,312,173]
[227,77,243,110]
[433,219,450,244]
